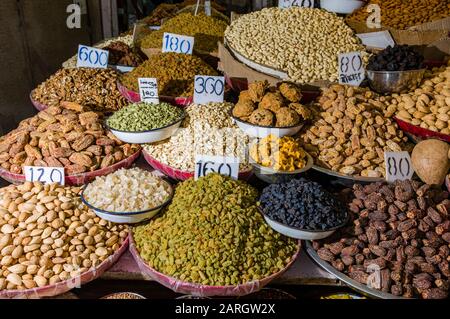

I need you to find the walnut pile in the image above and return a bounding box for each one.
[301,85,410,178]
[0,102,140,175]
[313,180,450,299]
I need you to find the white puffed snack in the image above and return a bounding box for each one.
[83,167,172,212]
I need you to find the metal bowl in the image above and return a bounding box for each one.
[366,69,426,94]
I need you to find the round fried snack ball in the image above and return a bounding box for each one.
[276,107,300,127]
[233,100,255,120]
[249,108,274,126]
[279,82,302,103]
[239,90,253,102]
[259,92,285,113]
[289,103,312,120]
[248,80,269,102]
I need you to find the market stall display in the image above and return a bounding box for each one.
[0,102,140,184]
[31,68,128,112]
[312,180,450,299]
[224,7,367,84]
[131,173,299,296]
[0,182,128,297]
[103,41,145,67]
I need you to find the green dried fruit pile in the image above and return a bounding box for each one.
[121,52,217,97]
[134,173,298,286]
[107,102,184,131]
[140,12,228,53]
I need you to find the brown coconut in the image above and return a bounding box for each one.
[411,139,450,186]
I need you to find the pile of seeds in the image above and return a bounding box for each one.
[134,173,298,286]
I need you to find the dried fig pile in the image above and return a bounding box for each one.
[313,180,450,299]
[0,102,140,175]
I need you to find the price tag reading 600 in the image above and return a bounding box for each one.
[25,166,65,185]
[162,33,194,55]
[77,45,109,69]
[384,151,414,183]
[195,155,239,180]
[194,76,225,104]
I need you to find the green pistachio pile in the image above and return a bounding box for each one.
[107,102,184,131]
[134,173,298,286]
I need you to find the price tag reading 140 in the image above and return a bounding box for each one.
[384,152,414,183]
[162,33,194,55]
[25,166,65,185]
[77,45,109,69]
[278,0,314,8]
[194,76,225,104]
[338,52,365,86]
[195,155,239,180]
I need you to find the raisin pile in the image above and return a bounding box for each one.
[367,45,424,71]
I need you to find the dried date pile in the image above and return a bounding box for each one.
[313,180,450,299]
[0,102,139,175]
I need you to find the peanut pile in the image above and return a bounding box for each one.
[301,85,410,178]
[0,182,128,291]
[0,102,140,175]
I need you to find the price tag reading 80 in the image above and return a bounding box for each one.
[76,45,109,69]
[278,0,314,8]
[384,151,414,183]
[338,52,365,86]
[24,166,65,185]
[162,33,194,55]
[194,155,239,180]
[194,76,225,104]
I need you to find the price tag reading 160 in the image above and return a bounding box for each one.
[194,76,225,104]
[384,151,414,183]
[77,45,109,69]
[162,33,194,55]
[194,155,239,180]
[25,166,65,185]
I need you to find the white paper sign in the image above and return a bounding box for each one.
[357,31,395,49]
[278,0,314,8]
[205,0,211,16]
[109,65,134,73]
[384,151,414,182]
[162,33,194,55]
[195,155,239,180]
[25,166,65,185]
[149,25,161,30]
[194,76,225,104]
[338,52,365,86]
[76,45,109,69]
[138,78,159,104]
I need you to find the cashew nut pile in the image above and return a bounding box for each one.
[225,7,366,84]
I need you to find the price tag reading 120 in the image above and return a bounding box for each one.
[25,166,65,185]
[195,155,239,180]
[138,78,159,104]
[77,45,109,69]
[278,0,314,8]
[162,33,194,55]
[338,52,365,86]
[194,76,225,104]
[384,152,414,183]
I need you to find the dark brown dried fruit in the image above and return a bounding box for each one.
[341,245,359,256]
[349,270,369,284]
[397,219,417,232]
[317,248,334,262]
[369,245,386,257]
[428,207,443,224]
[422,288,448,299]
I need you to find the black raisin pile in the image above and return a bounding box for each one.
[259,179,348,231]
[367,45,424,71]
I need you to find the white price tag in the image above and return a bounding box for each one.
[25,166,65,185]
[109,65,134,73]
[357,31,395,49]
[76,45,109,69]
[162,33,194,55]
[338,52,365,86]
[384,152,414,183]
[205,0,212,16]
[194,76,225,104]
[138,78,159,104]
[149,25,161,30]
[195,155,239,180]
[278,0,314,8]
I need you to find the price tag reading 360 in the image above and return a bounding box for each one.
[384,151,414,183]
[195,155,239,180]
[77,45,109,69]
[278,0,314,8]
[338,52,365,86]
[162,33,194,55]
[138,78,159,104]
[194,76,225,104]
[25,166,65,185]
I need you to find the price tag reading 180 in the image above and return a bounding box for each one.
[77,45,109,69]
[278,0,314,8]
[138,78,159,104]
[25,166,65,185]
[162,33,194,55]
[195,155,239,180]
[194,76,225,104]
[338,52,365,86]
[384,151,414,183]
